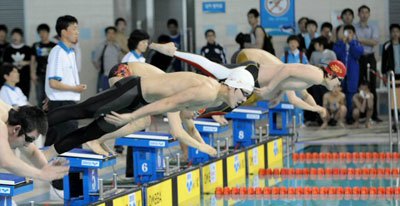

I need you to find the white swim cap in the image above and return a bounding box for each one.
[224,68,255,92]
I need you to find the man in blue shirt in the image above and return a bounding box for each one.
[333,25,364,123]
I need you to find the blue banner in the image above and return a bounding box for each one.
[203,1,225,13]
[260,0,295,36]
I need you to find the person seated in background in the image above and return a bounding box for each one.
[200,29,227,64]
[280,35,308,64]
[0,64,29,107]
[320,86,347,130]
[352,82,374,128]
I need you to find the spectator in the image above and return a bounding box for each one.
[45,15,86,193]
[310,36,337,67]
[115,18,129,55]
[336,8,354,42]
[308,36,337,114]
[305,19,319,59]
[280,35,308,64]
[382,23,400,131]
[320,86,347,130]
[200,29,227,64]
[320,22,335,49]
[244,8,275,55]
[167,18,183,71]
[355,5,381,122]
[120,29,150,175]
[148,34,173,71]
[121,29,149,63]
[333,25,364,123]
[0,25,9,65]
[3,28,32,98]
[92,26,121,92]
[296,17,309,52]
[352,82,374,128]
[31,24,57,105]
[0,64,28,106]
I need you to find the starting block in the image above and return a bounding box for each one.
[257,101,294,135]
[59,149,116,206]
[188,118,228,165]
[225,106,268,148]
[116,132,178,184]
[0,173,33,206]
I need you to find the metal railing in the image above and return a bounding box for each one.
[387,71,400,153]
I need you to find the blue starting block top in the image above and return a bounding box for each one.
[193,118,228,133]
[59,148,116,169]
[225,106,268,120]
[0,173,33,197]
[256,101,294,110]
[116,132,178,148]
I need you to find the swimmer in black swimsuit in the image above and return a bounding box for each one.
[42,62,255,160]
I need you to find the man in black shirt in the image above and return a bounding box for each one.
[200,29,227,64]
[3,28,32,98]
[31,24,56,105]
[0,25,9,65]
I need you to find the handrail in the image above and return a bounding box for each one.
[388,71,400,153]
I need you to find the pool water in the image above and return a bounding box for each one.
[201,144,400,206]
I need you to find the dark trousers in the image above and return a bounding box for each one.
[35,74,46,106]
[304,85,328,124]
[45,100,79,190]
[126,130,145,178]
[359,54,379,119]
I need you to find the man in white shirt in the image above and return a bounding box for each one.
[0,64,28,107]
[44,15,86,191]
[121,30,149,63]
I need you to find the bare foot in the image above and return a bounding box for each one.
[86,140,110,157]
[42,145,59,161]
[353,122,360,128]
[212,115,229,126]
[366,122,372,129]
[198,143,217,157]
[338,121,346,129]
[101,142,116,156]
[149,42,176,56]
[318,122,328,130]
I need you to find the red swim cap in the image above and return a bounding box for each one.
[325,60,346,79]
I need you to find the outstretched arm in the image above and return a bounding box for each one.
[0,122,69,181]
[20,144,47,169]
[255,64,321,97]
[150,43,231,79]
[286,90,327,118]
